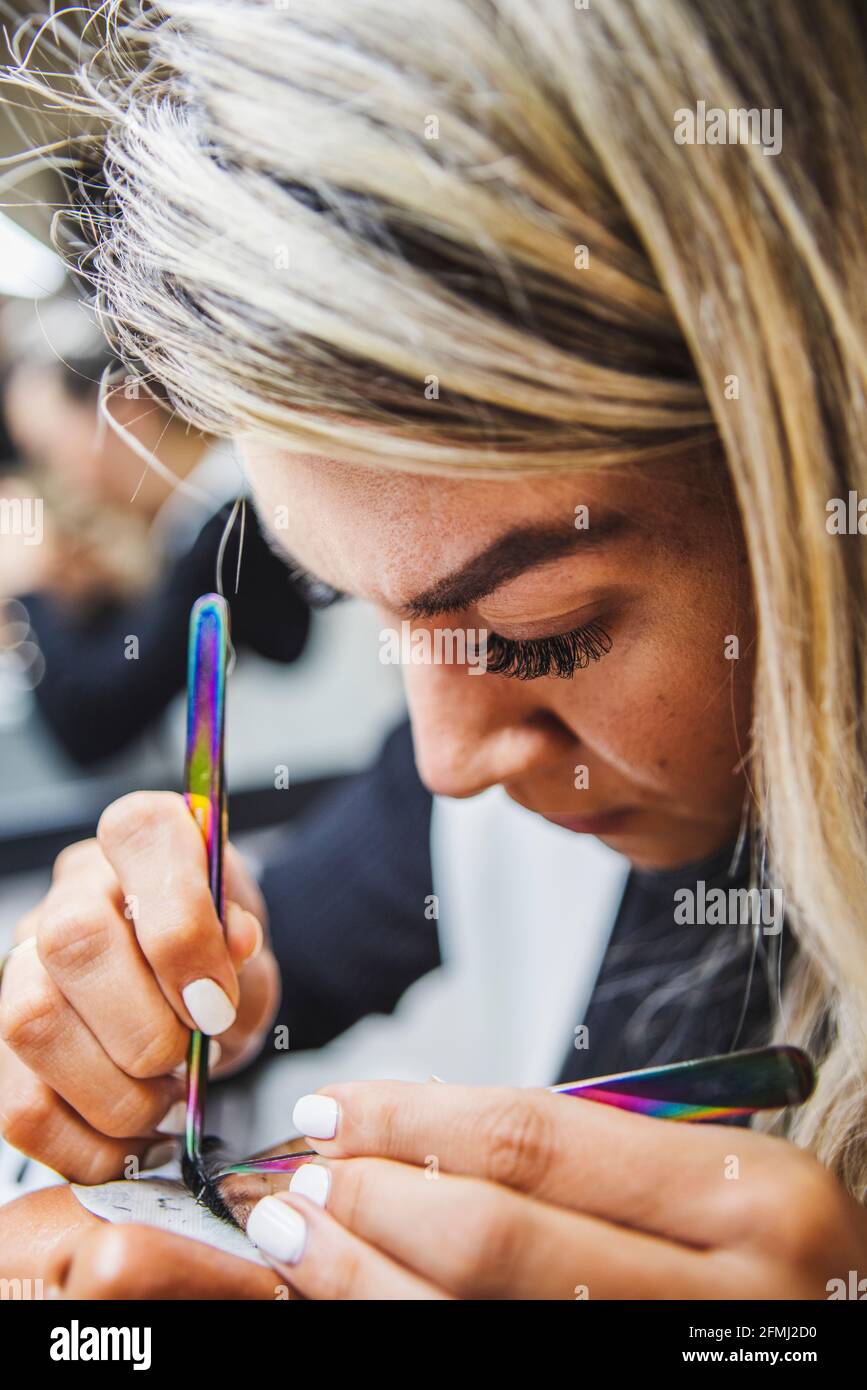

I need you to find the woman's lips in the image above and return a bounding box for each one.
[542,808,635,835]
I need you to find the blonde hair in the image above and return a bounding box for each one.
[4,0,867,1196]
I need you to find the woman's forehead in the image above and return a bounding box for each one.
[243,441,615,584]
[241,437,702,522]
[243,439,713,539]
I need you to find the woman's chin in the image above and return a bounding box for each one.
[540,808,636,836]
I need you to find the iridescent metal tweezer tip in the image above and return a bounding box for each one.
[213,1046,815,1181]
[180,594,230,1210]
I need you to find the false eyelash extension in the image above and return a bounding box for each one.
[181,1137,239,1227]
[484,619,613,680]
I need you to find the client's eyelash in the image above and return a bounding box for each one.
[484,619,613,680]
[288,564,346,610]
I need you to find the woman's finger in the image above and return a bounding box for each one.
[211,945,280,1076]
[96,792,241,1037]
[259,1161,746,1300]
[40,871,263,1078]
[0,1038,173,1184]
[224,840,269,927]
[292,1078,780,1247]
[50,1221,289,1300]
[246,1191,450,1300]
[36,854,191,1079]
[0,937,182,1140]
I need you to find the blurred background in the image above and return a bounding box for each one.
[0,12,405,953]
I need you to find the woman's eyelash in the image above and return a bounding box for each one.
[282,552,612,675]
[288,564,346,610]
[484,619,613,680]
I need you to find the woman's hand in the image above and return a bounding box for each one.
[0,1185,288,1299]
[0,791,280,1183]
[245,1080,867,1299]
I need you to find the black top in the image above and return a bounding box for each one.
[20,504,311,765]
[552,843,794,1090]
[262,720,440,1050]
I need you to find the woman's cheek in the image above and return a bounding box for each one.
[557,615,748,807]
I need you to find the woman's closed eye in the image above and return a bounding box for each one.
[289,563,346,610]
[483,618,613,680]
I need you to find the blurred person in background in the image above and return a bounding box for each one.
[0,0,866,1304]
[0,297,310,764]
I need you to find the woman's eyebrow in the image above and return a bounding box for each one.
[254,500,631,615]
[404,515,631,618]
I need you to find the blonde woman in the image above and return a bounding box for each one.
[0,0,866,1299]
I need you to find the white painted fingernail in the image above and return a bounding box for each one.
[247,1197,307,1265]
[8,936,38,961]
[182,979,236,1035]
[156,1100,186,1135]
[171,1039,221,1080]
[292,1093,339,1139]
[289,1163,330,1207]
[246,916,264,963]
[143,1139,177,1170]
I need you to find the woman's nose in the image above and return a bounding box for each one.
[403,663,570,799]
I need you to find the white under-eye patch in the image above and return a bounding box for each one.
[70,1172,267,1267]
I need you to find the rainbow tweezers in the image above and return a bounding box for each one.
[215,1046,815,1177]
[182,594,230,1178]
[551,1045,815,1120]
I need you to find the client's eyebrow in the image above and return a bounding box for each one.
[404,515,631,618]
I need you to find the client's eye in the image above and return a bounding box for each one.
[289,564,346,609]
[484,619,613,680]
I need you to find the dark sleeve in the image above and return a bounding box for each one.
[261,719,439,1050]
[22,504,310,766]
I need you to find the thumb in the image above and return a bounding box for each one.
[224,899,265,973]
[52,1222,291,1299]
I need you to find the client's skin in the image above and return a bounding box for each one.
[1,448,866,1297]
[0,1140,306,1299]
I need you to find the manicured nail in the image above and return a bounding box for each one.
[289,1163,330,1207]
[172,1039,221,1080]
[245,916,264,963]
[227,902,264,969]
[247,1196,307,1265]
[182,979,236,1035]
[143,1139,177,1170]
[292,1093,339,1140]
[156,1100,186,1135]
[7,936,37,961]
